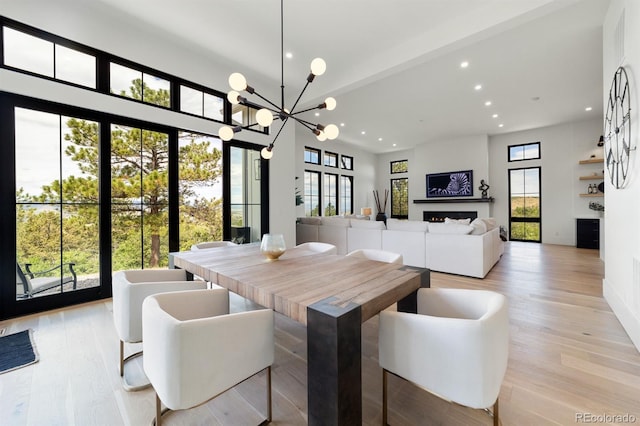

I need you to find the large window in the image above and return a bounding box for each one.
[178,132,223,250]
[304,170,321,216]
[110,62,170,107]
[179,85,224,121]
[339,175,353,215]
[509,167,541,242]
[341,155,353,171]
[324,151,338,168]
[305,147,320,165]
[391,178,409,218]
[390,160,408,174]
[229,147,263,244]
[15,108,100,300]
[323,173,338,216]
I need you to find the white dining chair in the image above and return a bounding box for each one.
[112,269,207,391]
[142,288,274,426]
[295,242,337,254]
[190,240,237,250]
[346,248,403,264]
[378,288,509,425]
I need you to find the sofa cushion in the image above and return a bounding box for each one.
[298,217,322,225]
[444,217,471,225]
[428,223,473,235]
[480,217,497,231]
[470,218,488,235]
[351,220,386,230]
[386,219,429,232]
[321,216,351,227]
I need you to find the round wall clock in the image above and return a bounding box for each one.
[604,66,634,189]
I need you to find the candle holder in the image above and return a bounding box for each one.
[260,233,286,260]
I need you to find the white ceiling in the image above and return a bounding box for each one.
[93,0,609,153]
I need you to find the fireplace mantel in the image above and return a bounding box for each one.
[413,197,494,204]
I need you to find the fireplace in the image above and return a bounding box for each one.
[423,211,477,222]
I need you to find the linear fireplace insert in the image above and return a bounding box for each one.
[423,211,478,222]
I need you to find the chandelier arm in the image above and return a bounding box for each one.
[289,80,311,114]
[290,105,322,115]
[270,116,290,147]
[293,116,322,128]
[250,91,281,111]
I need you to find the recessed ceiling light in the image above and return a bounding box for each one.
[474,84,482,91]
[392,143,397,147]
[378,137,383,142]
[460,61,469,68]
[340,123,345,127]
[498,124,504,128]
[492,114,498,118]
[585,107,593,111]
[361,130,366,135]
[315,112,319,116]
[484,101,492,106]
[285,52,293,59]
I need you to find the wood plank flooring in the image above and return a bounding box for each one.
[1,242,639,425]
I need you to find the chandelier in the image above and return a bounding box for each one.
[217,0,339,159]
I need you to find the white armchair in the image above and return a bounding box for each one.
[142,288,274,426]
[295,242,337,254]
[191,240,237,250]
[346,248,403,264]
[378,288,509,425]
[112,269,207,391]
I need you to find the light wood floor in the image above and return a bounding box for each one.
[1,242,639,425]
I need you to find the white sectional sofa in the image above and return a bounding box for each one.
[296,216,504,278]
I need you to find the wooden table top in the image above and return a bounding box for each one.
[170,244,427,325]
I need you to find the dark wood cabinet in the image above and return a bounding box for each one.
[576,218,599,249]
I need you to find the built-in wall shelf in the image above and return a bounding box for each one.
[579,158,604,164]
[413,197,494,204]
[579,193,603,197]
[579,175,605,180]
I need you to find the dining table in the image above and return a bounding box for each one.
[169,243,430,425]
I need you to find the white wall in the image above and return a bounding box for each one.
[603,0,640,351]
[375,136,491,221]
[489,119,603,245]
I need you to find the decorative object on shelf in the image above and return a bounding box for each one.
[589,202,604,212]
[217,0,339,159]
[597,135,604,147]
[604,66,635,188]
[598,182,605,193]
[478,179,490,198]
[373,189,389,224]
[260,233,286,260]
[426,170,473,198]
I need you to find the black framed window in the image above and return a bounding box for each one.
[323,173,338,216]
[179,85,224,122]
[341,155,353,170]
[508,142,540,162]
[391,160,408,174]
[304,170,321,216]
[508,166,541,242]
[304,147,321,165]
[391,178,409,218]
[3,25,96,88]
[324,151,338,168]
[339,175,353,215]
[110,62,170,108]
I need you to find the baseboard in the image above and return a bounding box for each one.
[603,278,640,353]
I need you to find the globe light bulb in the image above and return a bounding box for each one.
[218,126,234,141]
[324,124,339,140]
[227,90,241,105]
[324,97,337,111]
[316,130,327,141]
[228,72,247,91]
[261,146,273,159]
[310,58,326,76]
[256,108,274,127]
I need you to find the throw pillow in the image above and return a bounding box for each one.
[428,223,474,235]
[444,217,471,225]
[386,218,429,232]
[480,217,497,230]
[350,220,386,230]
[321,216,351,227]
[299,217,322,225]
[470,218,487,235]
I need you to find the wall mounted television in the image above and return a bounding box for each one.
[426,170,473,198]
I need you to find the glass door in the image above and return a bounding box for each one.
[509,167,541,242]
[15,108,101,300]
[229,146,263,243]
